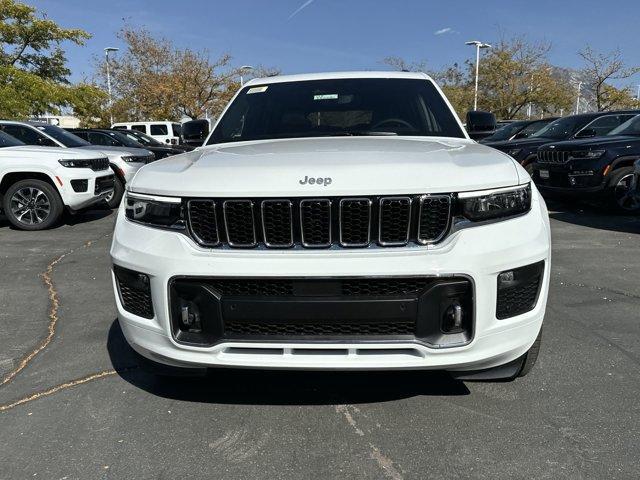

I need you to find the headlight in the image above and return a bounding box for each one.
[121,155,142,163]
[58,159,92,168]
[459,184,531,221]
[569,150,605,159]
[124,193,185,230]
[507,149,522,158]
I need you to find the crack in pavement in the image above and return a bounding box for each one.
[0,233,126,412]
[0,370,118,412]
[335,404,404,480]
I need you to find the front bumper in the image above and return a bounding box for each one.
[58,169,115,211]
[110,191,551,371]
[531,162,607,195]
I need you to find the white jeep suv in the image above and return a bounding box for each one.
[111,72,551,380]
[0,131,114,230]
[0,121,154,208]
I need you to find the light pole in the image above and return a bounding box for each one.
[239,65,254,86]
[465,40,491,111]
[575,81,582,115]
[104,47,119,125]
[636,84,640,101]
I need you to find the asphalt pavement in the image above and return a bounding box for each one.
[0,202,639,480]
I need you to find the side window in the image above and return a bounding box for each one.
[579,115,621,136]
[2,125,57,146]
[150,124,168,135]
[131,125,146,133]
[88,132,118,146]
[73,131,88,140]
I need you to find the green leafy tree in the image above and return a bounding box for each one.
[0,0,93,118]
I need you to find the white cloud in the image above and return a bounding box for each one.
[288,0,316,20]
[434,27,454,35]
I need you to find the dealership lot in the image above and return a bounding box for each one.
[0,203,639,479]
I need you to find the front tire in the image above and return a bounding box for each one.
[105,176,125,209]
[608,167,640,213]
[3,179,63,230]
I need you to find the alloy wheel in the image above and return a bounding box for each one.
[10,187,52,225]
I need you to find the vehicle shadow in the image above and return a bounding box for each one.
[545,197,640,235]
[0,207,113,230]
[106,320,470,405]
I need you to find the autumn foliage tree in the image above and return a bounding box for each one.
[96,27,278,123]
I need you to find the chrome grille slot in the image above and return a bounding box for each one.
[261,200,293,248]
[417,195,452,244]
[378,196,411,246]
[538,150,569,164]
[300,199,331,247]
[223,200,257,247]
[339,198,372,247]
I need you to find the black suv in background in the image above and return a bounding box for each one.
[68,129,184,160]
[488,111,639,172]
[531,114,640,212]
[480,118,557,144]
[120,128,194,153]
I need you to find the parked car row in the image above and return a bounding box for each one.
[479,110,640,212]
[0,120,191,230]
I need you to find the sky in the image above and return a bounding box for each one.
[30,0,640,89]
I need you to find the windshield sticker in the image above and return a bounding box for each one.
[247,86,268,94]
[314,94,339,100]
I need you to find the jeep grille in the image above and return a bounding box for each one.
[186,195,452,249]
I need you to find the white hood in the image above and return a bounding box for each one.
[129,137,522,197]
[0,145,108,160]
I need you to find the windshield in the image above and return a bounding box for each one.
[125,130,163,146]
[36,124,90,147]
[482,121,528,142]
[208,78,465,144]
[0,131,25,147]
[103,131,145,148]
[607,115,640,136]
[530,116,593,140]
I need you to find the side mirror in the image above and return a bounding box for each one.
[575,128,596,138]
[181,120,210,147]
[465,110,497,140]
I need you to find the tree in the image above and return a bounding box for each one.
[0,0,90,82]
[0,0,94,118]
[475,37,573,119]
[96,27,279,122]
[578,47,640,111]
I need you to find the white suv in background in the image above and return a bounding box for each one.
[0,131,114,230]
[111,121,182,145]
[112,72,550,380]
[0,121,153,208]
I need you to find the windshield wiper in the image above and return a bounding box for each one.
[342,131,398,136]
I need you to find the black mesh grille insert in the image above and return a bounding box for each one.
[418,195,451,243]
[208,279,295,297]
[224,321,415,336]
[341,278,432,296]
[340,198,371,246]
[496,261,544,319]
[188,200,219,246]
[114,266,153,319]
[379,197,411,245]
[300,199,331,247]
[224,200,256,246]
[261,200,293,247]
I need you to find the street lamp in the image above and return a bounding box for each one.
[465,40,491,111]
[239,65,254,86]
[575,81,582,115]
[104,47,119,125]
